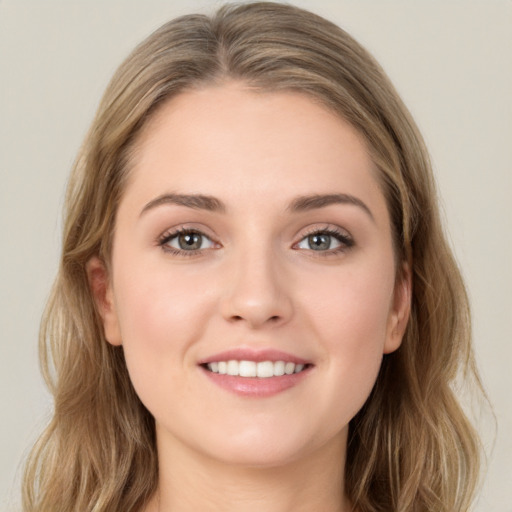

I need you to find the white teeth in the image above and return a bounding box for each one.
[284,362,295,375]
[206,360,307,377]
[274,360,285,376]
[239,360,257,377]
[257,361,274,378]
[226,360,239,376]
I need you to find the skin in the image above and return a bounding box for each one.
[88,83,411,512]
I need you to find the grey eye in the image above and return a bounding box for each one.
[166,231,215,251]
[308,234,331,250]
[178,233,202,250]
[297,233,342,251]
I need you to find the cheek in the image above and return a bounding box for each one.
[304,259,395,347]
[114,255,217,337]
[300,260,395,416]
[111,260,217,398]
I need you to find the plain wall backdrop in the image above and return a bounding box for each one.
[1,1,510,510]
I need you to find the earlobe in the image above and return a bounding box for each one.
[86,256,122,346]
[383,261,412,354]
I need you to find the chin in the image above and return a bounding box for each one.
[194,422,345,470]
[209,444,309,469]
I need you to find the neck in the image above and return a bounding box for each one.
[147,429,351,512]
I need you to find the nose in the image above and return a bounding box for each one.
[220,246,293,329]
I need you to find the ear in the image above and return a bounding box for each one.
[86,256,122,346]
[383,261,412,354]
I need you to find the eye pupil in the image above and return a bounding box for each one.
[309,234,330,250]
[179,233,202,250]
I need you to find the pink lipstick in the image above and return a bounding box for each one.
[198,348,313,397]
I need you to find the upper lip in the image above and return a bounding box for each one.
[197,348,311,365]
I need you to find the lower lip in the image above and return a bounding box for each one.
[200,366,312,397]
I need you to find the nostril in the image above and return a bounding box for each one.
[229,314,282,326]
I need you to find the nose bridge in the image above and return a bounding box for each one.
[220,235,293,328]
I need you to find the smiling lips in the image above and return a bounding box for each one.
[199,349,312,397]
[206,360,305,378]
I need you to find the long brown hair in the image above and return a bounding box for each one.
[23,3,483,511]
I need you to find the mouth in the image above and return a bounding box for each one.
[201,360,311,378]
[198,349,313,397]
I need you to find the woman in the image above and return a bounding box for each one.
[22,3,483,511]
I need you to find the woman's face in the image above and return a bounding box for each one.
[92,83,410,468]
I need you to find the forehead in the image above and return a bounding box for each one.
[123,83,387,219]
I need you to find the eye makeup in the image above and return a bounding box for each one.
[156,223,355,259]
[293,226,354,257]
[157,227,218,257]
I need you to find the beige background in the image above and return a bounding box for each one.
[1,1,510,510]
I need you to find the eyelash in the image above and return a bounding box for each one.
[158,227,216,257]
[297,227,354,257]
[157,226,354,257]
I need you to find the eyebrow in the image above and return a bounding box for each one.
[140,192,374,221]
[288,193,375,221]
[140,193,226,216]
